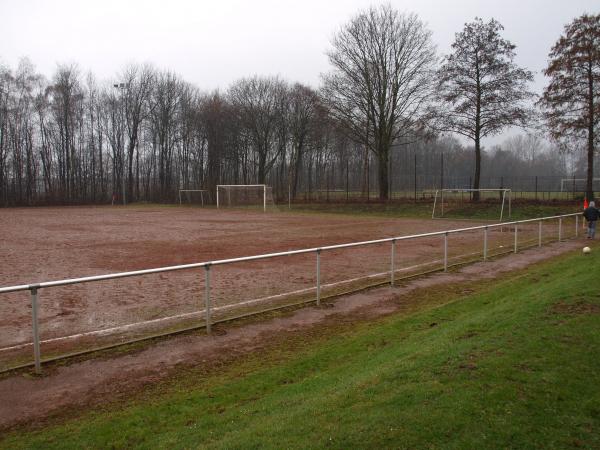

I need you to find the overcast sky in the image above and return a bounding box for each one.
[1,0,597,92]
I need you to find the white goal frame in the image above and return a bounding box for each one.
[216,184,272,212]
[178,189,207,206]
[560,178,600,192]
[432,188,512,222]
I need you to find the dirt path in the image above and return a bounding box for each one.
[0,239,582,430]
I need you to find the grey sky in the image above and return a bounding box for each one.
[1,0,597,92]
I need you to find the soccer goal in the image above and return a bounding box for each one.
[560,178,600,192]
[432,189,512,221]
[179,189,208,206]
[216,185,275,212]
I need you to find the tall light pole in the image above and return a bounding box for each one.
[113,83,127,205]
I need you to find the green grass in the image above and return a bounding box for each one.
[287,200,579,221]
[128,197,580,222]
[3,248,600,449]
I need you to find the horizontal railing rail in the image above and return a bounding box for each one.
[0,212,582,374]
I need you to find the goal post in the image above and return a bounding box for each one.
[178,189,207,206]
[432,188,512,221]
[560,178,600,192]
[216,185,275,212]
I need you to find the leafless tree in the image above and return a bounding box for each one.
[539,13,600,201]
[229,76,287,184]
[433,18,534,200]
[321,4,436,200]
[288,83,320,199]
[121,64,155,201]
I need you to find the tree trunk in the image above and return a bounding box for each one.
[361,145,369,199]
[586,63,595,202]
[473,67,482,202]
[378,145,389,201]
[473,136,481,201]
[257,149,267,184]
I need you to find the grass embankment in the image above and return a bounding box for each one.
[288,201,579,221]
[2,248,600,449]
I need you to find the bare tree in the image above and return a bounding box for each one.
[150,71,183,201]
[504,133,544,167]
[121,64,155,201]
[321,4,436,200]
[434,18,534,200]
[50,64,83,201]
[539,13,600,201]
[229,76,287,184]
[288,83,320,199]
[0,63,13,205]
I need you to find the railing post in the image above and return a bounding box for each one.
[514,223,518,253]
[483,226,488,261]
[204,265,211,334]
[538,220,542,247]
[576,215,579,238]
[558,217,562,242]
[444,232,448,272]
[30,286,41,374]
[390,240,396,286]
[316,249,321,306]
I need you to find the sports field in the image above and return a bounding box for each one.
[0,205,572,371]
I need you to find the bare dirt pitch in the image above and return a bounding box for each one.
[0,239,581,430]
[0,205,565,369]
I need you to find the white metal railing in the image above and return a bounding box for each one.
[0,212,581,373]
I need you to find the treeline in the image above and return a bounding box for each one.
[0,60,364,205]
[0,58,569,206]
[1,7,597,206]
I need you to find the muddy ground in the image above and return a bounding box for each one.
[3,205,549,364]
[0,237,581,430]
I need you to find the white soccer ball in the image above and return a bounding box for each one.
[583,246,591,254]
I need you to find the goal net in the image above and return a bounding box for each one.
[432,189,512,222]
[560,178,600,192]
[216,185,275,211]
[179,189,207,206]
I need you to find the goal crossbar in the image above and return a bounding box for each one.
[216,184,272,212]
[178,189,207,206]
[432,189,512,221]
[560,178,600,192]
